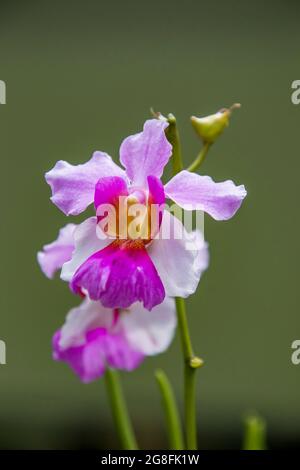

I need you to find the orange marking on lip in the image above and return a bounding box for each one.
[98,193,160,245]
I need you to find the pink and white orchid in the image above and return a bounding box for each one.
[38,224,178,382]
[53,296,177,383]
[44,119,245,311]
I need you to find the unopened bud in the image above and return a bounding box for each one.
[191,103,241,144]
[189,356,204,369]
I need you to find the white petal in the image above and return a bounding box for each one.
[60,217,112,282]
[121,297,177,356]
[59,297,113,350]
[148,211,209,298]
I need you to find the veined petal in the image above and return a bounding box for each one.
[122,297,177,356]
[147,175,165,237]
[193,230,210,275]
[53,298,144,382]
[94,176,128,209]
[58,297,113,350]
[104,331,144,372]
[46,151,125,216]
[165,170,247,220]
[120,119,172,186]
[53,328,143,383]
[61,217,111,282]
[148,211,209,298]
[71,240,165,310]
[37,223,76,279]
[53,330,105,383]
[148,175,165,207]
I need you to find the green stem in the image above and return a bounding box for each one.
[165,113,204,450]
[175,297,193,359]
[104,369,138,450]
[243,414,266,450]
[176,297,203,450]
[184,366,197,450]
[187,142,211,173]
[166,114,183,173]
[155,369,185,450]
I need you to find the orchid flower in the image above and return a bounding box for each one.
[44,119,245,311]
[38,223,198,381]
[53,296,177,383]
[38,110,248,450]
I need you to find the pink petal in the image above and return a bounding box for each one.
[46,151,125,216]
[53,297,144,383]
[37,223,76,279]
[103,330,144,371]
[120,119,172,186]
[147,175,165,237]
[165,170,247,220]
[53,328,143,383]
[53,330,102,382]
[94,176,128,209]
[71,240,165,310]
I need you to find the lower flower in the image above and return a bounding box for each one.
[52,296,176,383]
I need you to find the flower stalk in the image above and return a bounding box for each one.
[165,113,183,174]
[155,369,184,450]
[104,369,138,450]
[243,414,266,450]
[187,142,211,173]
[166,114,205,450]
[175,297,203,449]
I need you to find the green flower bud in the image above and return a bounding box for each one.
[191,103,241,144]
[189,356,204,369]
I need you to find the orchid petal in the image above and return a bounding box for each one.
[165,170,247,220]
[148,211,209,298]
[46,151,125,216]
[120,119,172,186]
[71,240,165,310]
[122,297,176,356]
[37,223,76,279]
[61,217,111,282]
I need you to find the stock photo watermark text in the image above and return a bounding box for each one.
[291,80,300,105]
[291,340,300,365]
[95,197,204,248]
[0,340,6,365]
[0,80,6,104]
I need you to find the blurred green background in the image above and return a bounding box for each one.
[0,0,300,449]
